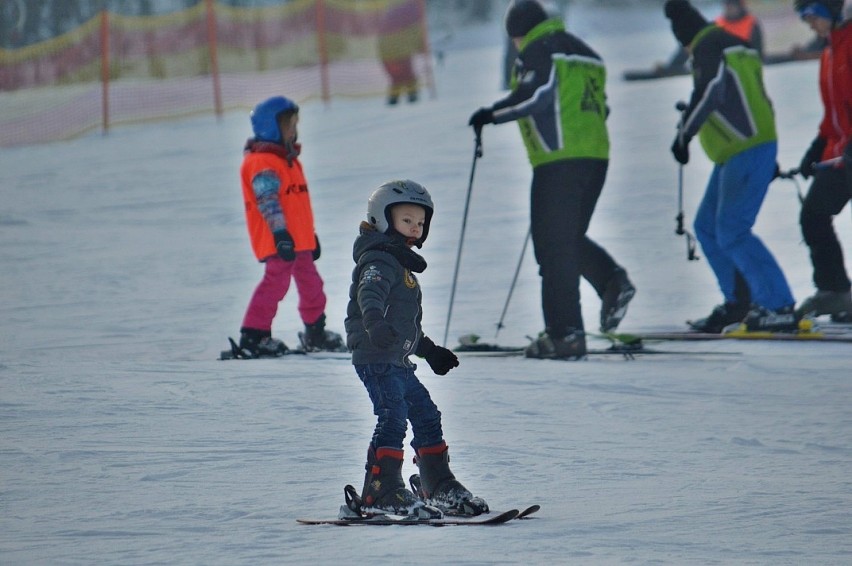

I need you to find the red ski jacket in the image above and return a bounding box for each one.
[816,22,852,160]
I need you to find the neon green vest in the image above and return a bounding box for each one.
[512,20,609,165]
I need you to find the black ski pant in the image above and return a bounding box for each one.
[530,158,620,337]
[800,167,851,293]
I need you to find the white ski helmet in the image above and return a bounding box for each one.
[367,179,434,246]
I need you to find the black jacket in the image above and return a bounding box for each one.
[344,223,429,367]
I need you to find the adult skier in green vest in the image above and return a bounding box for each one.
[468,0,635,359]
[665,0,797,332]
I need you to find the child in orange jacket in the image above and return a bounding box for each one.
[236,96,343,356]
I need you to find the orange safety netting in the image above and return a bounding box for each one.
[0,0,433,147]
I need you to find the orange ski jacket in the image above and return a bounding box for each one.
[240,141,316,261]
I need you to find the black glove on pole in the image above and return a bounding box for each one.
[671,101,690,165]
[799,136,827,179]
[673,101,699,261]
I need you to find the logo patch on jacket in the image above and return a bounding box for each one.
[362,265,383,283]
[403,269,417,289]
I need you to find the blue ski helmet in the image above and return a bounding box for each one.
[250,96,299,143]
[794,0,844,22]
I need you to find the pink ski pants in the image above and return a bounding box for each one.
[241,252,327,331]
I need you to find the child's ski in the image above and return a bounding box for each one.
[297,483,539,526]
[297,508,521,526]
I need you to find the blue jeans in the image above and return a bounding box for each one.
[355,363,443,451]
[694,142,795,310]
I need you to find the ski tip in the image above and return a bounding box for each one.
[517,504,540,519]
[497,508,521,522]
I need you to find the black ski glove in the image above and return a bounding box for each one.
[416,336,459,376]
[273,229,296,261]
[671,134,689,165]
[362,309,398,349]
[799,136,827,179]
[312,234,321,261]
[468,107,494,131]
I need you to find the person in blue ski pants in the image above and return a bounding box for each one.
[694,142,795,314]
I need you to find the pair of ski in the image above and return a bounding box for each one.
[611,319,852,344]
[453,334,735,359]
[219,337,348,360]
[297,483,540,527]
[455,319,852,358]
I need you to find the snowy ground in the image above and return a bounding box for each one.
[2,4,851,565]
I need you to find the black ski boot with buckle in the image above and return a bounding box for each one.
[359,446,439,518]
[411,442,488,516]
[238,327,288,358]
[299,313,346,352]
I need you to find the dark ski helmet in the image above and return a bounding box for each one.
[794,0,844,21]
[250,96,299,143]
[367,179,434,247]
[505,0,549,38]
[665,0,710,47]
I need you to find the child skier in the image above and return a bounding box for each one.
[344,179,488,517]
[236,96,343,357]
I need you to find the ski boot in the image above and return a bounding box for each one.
[600,268,636,332]
[742,305,799,333]
[360,446,440,518]
[299,314,346,352]
[795,290,852,322]
[687,302,750,333]
[412,442,488,516]
[237,328,288,358]
[524,329,586,360]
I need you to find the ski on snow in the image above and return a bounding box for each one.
[218,337,349,360]
[296,508,531,526]
[609,319,852,344]
[297,484,539,527]
[453,334,736,358]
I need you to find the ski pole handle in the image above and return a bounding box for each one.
[473,125,484,158]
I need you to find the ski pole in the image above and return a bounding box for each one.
[776,156,846,205]
[495,226,531,339]
[443,127,483,347]
[674,101,699,261]
[775,168,805,204]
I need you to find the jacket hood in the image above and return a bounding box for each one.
[353,222,427,273]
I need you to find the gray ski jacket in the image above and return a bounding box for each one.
[344,223,430,367]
